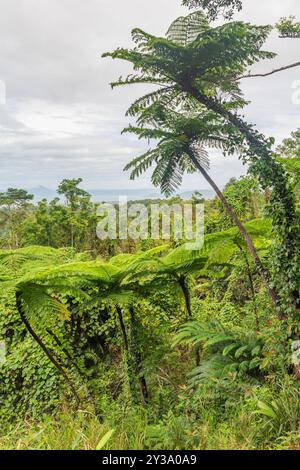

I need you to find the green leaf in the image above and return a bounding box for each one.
[96,429,115,450]
[222,343,238,356]
[251,345,261,356]
[254,401,277,419]
[235,345,249,358]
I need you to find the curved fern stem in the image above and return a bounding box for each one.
[129,307,149,405]
[46,328,84,376]
[16,291,81,406]
[178,275,192,319]
[116,305,129,351]
[177,275,201,366]
[235,241,260,330]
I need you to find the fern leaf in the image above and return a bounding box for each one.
[166,11,209,46]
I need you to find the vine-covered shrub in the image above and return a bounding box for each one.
[0,220,297,447]
[0,248,82,422]
[0,246,183,421]
[0,339,61,422]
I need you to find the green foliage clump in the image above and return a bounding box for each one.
[182,0,242,20]
[276,16,300,38]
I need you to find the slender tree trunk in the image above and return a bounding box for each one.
[16,291,80,406]
[235,242,260,330]
[70,224,74,248]
[116,305,148,404]
[129,307,149,404]
[178,276,192,318]
[187,150,284,320]
[178,275,201,366]
[139,376,148,404]
[187,87,295,202]
[116,305,129,351]
[46,328,84,375]
[46,328,97,405]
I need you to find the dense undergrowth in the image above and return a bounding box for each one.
[0,218,300,450]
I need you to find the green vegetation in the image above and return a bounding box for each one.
[1,2,300,450]
[276,16,300,38]
[182,0,242,20]
[1,174,299,449]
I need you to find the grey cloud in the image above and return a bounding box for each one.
[0,0,299,190]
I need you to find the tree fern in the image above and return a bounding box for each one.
[103,14,274,106]
[123,103,232,197]
[174,320,265,385]
[104,10,299,314]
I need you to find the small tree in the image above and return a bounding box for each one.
[182,0,242,20]
[276,16,300,39]
[219,177,262,229]
[57,178,90,211]
[0,188,34,249]
[57,178,92,248]
[277,129,300,159]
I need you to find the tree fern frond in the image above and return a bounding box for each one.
[189,143,210,170]
[18,285,71,326]
[126,86,177,117]
[100,290,137,307]
[110,74,171,89]
[124,149,160,180]
[166,11,210,46]
[18,262,119,287]
[122,125,171,141]
[131,28,157,49]
[151,152,183,196]
[173,320,229,347]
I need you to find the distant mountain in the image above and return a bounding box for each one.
[26,187,214,203]
[29,186,58,201]
[88,188,162,202]
[179,190,214,200]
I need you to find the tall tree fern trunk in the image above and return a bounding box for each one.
[187,149,284,320]
[185,86,299,313]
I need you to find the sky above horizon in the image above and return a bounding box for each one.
[0,0,299,191]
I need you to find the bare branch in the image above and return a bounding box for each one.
[237,61,300,80]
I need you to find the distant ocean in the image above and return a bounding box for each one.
[23,186,215,203]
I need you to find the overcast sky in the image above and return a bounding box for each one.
[0,0,299,191]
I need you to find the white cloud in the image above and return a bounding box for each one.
[0,0,299,191]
